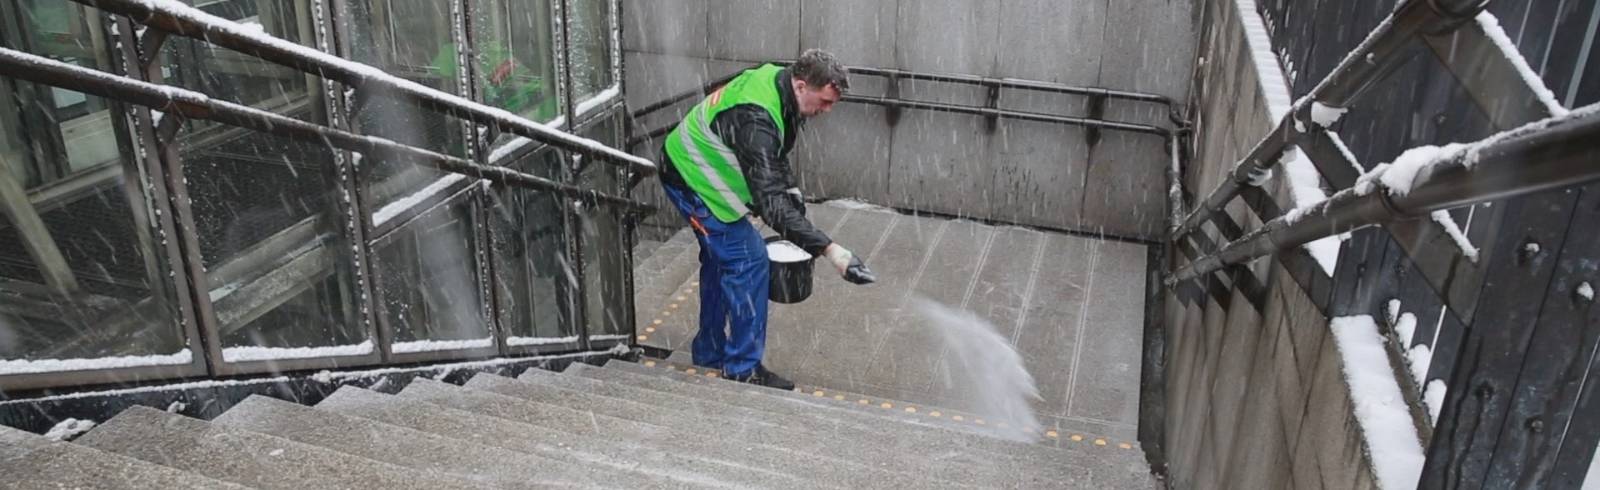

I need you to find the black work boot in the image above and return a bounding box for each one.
[729,364,795,391]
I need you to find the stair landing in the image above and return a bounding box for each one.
[634,202,1151,442]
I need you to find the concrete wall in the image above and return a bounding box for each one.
[1157,0,1382,488]
[623,0,1196,241]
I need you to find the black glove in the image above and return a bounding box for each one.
[824,244,877,285]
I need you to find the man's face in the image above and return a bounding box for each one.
[794,79,841,117]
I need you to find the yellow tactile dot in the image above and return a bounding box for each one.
[645,327,656,333]
[1070,435,1084,442]
[929,411,942,418]
[644,360,657,367]
[975,419,986,425]
[652,319,663,325]
[692,281,700,286]
[793,387,803,393]
[952,415,965,421]
[707,371,719,378]
[676,295,687,301]
[666,365,676,370]
[1119,443,1133,449]
[813,390,825,397]
[858,399,870,405]
[833,395,845,401]
[669,304,679,309]
[880,402,893,409]
[663,311,672,316]
[1046,431,1060,438]
[905,407,917,414]
[1094,439,1107,446]
[685,368,697,375]
[637,335,649,341]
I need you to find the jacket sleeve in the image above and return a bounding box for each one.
[711,105,833,255]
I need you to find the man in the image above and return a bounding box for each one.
[659,49,876,390]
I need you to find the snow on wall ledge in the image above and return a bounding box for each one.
[1331,315,1425,490]
[1234,0,1341,274]
[222,340,374,363]
[0,349,193,376]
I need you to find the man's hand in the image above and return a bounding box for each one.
[823,243,877,285]
[1245,165,1274,187]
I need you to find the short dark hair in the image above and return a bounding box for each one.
[791,49,849,92]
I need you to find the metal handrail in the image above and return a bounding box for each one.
[1167,105,1600,285]
[1168,0,1490,240]
[75,0,657,176]
[625,62,1189,148]
[0,48,652,213]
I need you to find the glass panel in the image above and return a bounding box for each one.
[568,0,615,101]
[373,194,493,353]
[490,149,578,346]
[0,4,191,373]
[19,0,119,179]
[576,116,628,338]
[163,0,369,362]
[346,0,469,211]
[473,0,561,151]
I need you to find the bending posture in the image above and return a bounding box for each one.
[658,49,876,390]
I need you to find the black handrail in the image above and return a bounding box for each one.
[1167,104,1600,285]
[75,0,658,176]
[0,48,652,213]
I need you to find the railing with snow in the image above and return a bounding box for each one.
[0,0,651,394]
[1168,0,1600,486]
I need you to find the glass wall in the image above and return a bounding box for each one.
[576,114,630,339]
[568,0,615,101]
[161,0,369,363]
[0,2,192,374]
[0,0,632,388]
[473,0,561,136]
[490,149,579,347]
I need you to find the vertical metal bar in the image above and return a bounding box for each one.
[315,0,380,362]
[554,0,589,349]
[109,15,212,375]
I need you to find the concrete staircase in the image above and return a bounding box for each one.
[0,359,1157,488]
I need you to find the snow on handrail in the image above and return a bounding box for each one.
[93,0,655,174]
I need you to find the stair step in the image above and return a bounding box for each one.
[396,377,933,489]
[520,367,1123,487]
[213,395,666,488]
[317,386,809,489]
[0,425,247,489]
[474,372,1082,487]
[566,362,1144,471]
[636,354,1139,451]
[593,359,991,437]
[73,406,491,489]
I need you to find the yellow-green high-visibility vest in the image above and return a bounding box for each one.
[663,64,788,223]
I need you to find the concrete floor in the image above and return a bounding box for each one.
[635,202,1149,440]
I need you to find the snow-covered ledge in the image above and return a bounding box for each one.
[1331,316,1427,490]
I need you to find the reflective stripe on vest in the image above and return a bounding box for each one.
[663,64,787,223]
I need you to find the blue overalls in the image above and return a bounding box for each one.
[660,182,770,378]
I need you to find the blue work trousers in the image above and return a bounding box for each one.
[660,182,770,377]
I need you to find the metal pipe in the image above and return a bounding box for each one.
[630,62,1186,127]
[844,95,1171,135]
[75,0,657,175]
[1168,0,1489,241]
[1168,105,1600,285]
[0,47,652,213]
[626,94,1175,148]
[1167,134,1186,235]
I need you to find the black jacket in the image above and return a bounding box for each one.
[660,69,832,255]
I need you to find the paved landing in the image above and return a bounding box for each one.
[635,202,1149,440]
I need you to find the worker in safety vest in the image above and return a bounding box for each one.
[658,49,876,390]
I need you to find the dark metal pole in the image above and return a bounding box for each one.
[0,47,652,213]
[76,0,657,176]
[1167,105,1600,285]
[1168,0,1490,240]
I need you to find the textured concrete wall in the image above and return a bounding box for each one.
[623,0,1197,240]
[1158,0,1382,488]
